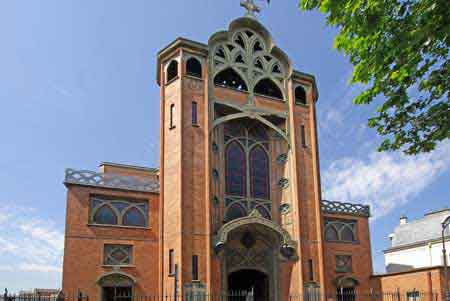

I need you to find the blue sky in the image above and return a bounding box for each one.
[0,0,449,292]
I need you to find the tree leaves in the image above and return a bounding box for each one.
[299,0,450,155]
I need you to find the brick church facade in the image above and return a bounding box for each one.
[60,7,449,301]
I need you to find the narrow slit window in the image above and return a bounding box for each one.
[308,259,314,281]
[301,125,307,147]
[170,104,176,129]
[192,255,199,281]
[192,101,198,125]
[169,249,175,275]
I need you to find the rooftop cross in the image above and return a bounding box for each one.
[240,0,261,17]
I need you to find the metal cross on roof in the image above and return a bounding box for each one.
[240,0,261,17]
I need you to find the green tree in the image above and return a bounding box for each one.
[299,0,449,154]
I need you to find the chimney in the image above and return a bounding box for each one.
[400,215,408,225]
[388,234,395,246]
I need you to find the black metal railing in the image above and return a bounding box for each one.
[2,290,445,301]
[1,291,89,301]
[288,292,440,301]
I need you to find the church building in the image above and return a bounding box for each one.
[62,2,388,300]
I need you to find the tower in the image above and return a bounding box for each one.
[62,3,376,300]
[156,7,323,299]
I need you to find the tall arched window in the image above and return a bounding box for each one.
[214,68,248,91]
[166,60,178,83]
[295,86,307,105]
[225,141,246,196]
[223,121,272,222]
[254,78,283,100]
[186,57,202,78]
[250,146,269,199]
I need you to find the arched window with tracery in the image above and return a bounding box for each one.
[250,146,269,199]
[94,205,118,225]
[225,141,246,196]
[223,120,272,222]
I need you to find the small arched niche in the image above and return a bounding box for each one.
[295,85,307,105]
[254,78,283,100]
[186,57,202,78]
[214,68,248,91]
[166,60,179,83]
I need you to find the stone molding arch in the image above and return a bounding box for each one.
[97,272,136,286]
[211,112,290,147]
[334,276,359,288]
[214,211,296,259]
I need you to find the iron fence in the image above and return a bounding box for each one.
[1,291,89,301]
[105,291,441,301]
[289,292,440,301]
[2,290,445,301]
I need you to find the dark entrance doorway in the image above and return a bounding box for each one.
[337,288,356,301]
[228,269,269,301]
[102,287,132,301]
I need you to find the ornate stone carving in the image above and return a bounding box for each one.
[65,168,160,193]
[214,215,296,259]
[210,26,288,102]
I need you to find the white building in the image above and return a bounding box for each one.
[384,209,450,273]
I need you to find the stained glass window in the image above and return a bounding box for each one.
[256,206,271,220]
[324,219,357,242]
[123,207,146,227]
[226,203,247,222]
[250,146,269,199]
[94,205,118,225]
[341,226,356,242]
[325,226,339,241]
[91,198,148,227]
[336,255,352,273]
[225,141,246,196]
[104,245,132,266]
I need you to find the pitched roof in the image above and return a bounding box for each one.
[388,209,450,249]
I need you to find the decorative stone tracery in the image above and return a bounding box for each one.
[214,211,297,259]
[209,19,291,103]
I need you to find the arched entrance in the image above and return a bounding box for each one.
[215,215,297,301]
[97,272,135,301]
[336,277,359,301]
[228,269,269,301]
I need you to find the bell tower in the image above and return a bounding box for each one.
[157,42,210,296]
[157,5,323,299]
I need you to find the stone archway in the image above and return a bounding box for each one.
[215,215,297,301]
[97,272,135,301]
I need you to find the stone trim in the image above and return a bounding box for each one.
[65,168,160,193]
[321,200,370,218]
[214,212,296,259]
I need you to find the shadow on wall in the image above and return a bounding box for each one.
[386,263,415,273]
